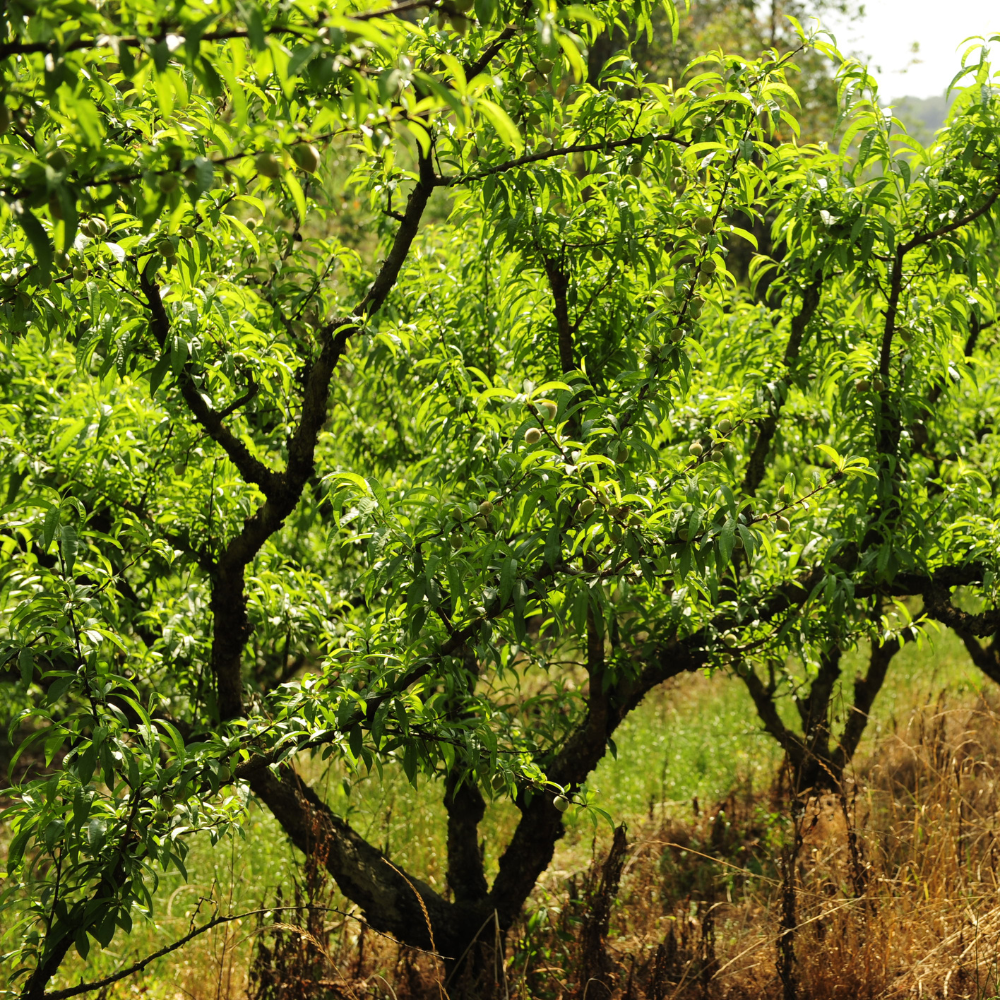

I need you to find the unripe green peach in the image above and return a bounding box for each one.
[474,515,488,530]
[971,152,985,170]
[700,258,717,274]
[255,152,282,178]
[722,632,737,647]
[491,771,506,792]
[450,14,469,35]
[538,400,557,420]
[156,238,176,258]
[669,328,684,343]
[614,442,629,462]
[524,427,542,444]
[854,378,870,393]
[734,535,744,550]
[47,148,70,171]
[178,224,196,239]
[553,794,569,812]
[718,418,732,435]
[88,216,108,238]
[688,297,704,317]
[694,215,713,235]
[776,515,791,532]
[688,442,703,457]
[872,375,885,392]
[451,506,465,520]
[218,764,231,782]
[72,265,87,281]
[451,533,463,550]
[629,157,643,177]
[578,498,596,517]
[677,527,689,541]
[478,500,494,515]
[291,143,321,173]
[536,58,554,74]
[173,462,186,475]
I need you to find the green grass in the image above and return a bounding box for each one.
[9,630,992,997]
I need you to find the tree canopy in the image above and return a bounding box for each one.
[2,0,1000,995]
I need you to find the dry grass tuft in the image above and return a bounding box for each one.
[235,689,1000,1000]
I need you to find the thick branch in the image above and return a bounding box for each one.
[955,629,1000,686]
[542,256,574,373]
[248,764,480,957]
[449,133,687,185]
[833,637,899,769]
[444,777,489,904]
[139,268,279,496]
[742,276,823,496]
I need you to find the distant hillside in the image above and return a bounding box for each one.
[889,94,955,142]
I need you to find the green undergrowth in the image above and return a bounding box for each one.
[5,631,988,997]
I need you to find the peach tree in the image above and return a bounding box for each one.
[1,0,1000,994]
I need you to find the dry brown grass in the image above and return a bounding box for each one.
[229,688,1000,1000]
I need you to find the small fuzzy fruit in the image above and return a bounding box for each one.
[688,297,704,317]
[669,328,684,343]
[629,157,643,177]
[255,152,282,178]
[697,270,713,287]
[453,0,475,10]
[578,498,596,518]
[615,443,629,462]
[246,218,257,230]
[710,447,724,461]
[524,427,542,445]
[158,173,178,193]
[553,794,570,813]
[72,265,87,281]
[677,527,689,542]
[777,484,788,500]
[854,378,870,393]
[872,375,885,392]
[451,506,465,520]
[688,442,703,457]
[592,246,605,262]
[776,515,792,532]
[450,14,469,35]
[718,417,732,435]
[700,258,717,274]
[536,58,554,74]
[479,500,494,515]
[88,216,108,238]
[971,152,986,170]
[722,632,737,647]
[491,772,507,792]
[291,143,321,174]
[173,462,185,476]
[218,765,231,783]
[538,400,557,420]
[474,515,488,530]
[178,224,196,239]
[450,533,463,550]
[694,215,713,234]
[900,330,913,345]
[48,194,64,220]
[521,69,537,83]
[47,148,70,171]
[156,238,176,257]
[535,140,552,155]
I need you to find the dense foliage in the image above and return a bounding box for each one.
[1,0,1000,994]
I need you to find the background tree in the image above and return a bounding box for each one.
[1,0,1000,996]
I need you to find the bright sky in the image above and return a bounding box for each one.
[821,0,999,100]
